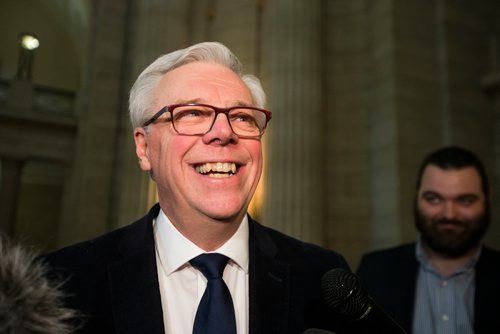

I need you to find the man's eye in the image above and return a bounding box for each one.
[175,109,204,119]
[457,196,477,206]
[231,113,255,124]
[422,194,441,204]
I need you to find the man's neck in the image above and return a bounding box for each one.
[162,208,244,252]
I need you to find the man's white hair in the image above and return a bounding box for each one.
[129,41,267,128]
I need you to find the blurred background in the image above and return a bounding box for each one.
[1,0,500,268]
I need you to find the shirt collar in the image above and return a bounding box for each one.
[154,209,249,276]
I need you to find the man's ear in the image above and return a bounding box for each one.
[134,127,152,171]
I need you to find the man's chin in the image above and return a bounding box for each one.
[424,232,478,257]
[199,197,250,220]
[203,207,246,223]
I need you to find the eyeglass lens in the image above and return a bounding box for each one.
[171,105,267,137]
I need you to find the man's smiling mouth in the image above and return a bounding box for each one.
[195,162,238,178]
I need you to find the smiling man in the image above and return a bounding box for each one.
[357,146,500,334]
[42,42,354,334]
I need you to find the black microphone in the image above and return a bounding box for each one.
[321,268,407,334]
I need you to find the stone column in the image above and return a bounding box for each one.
[0,157,24,236]
[261,0,324,244]
[57,0,130,245]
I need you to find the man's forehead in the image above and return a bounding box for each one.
[419,165,483,194]
[154,61,252,105]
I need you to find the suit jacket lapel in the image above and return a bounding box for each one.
[397,246,419,332]
[248,217,290,334]
[474,246,500,333]
[108,204,165,334]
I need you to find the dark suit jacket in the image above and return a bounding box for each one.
[356,243,500,334]
[43,204,356,334]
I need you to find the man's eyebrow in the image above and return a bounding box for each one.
[421,190,441,196]
[233,101,254,107]
[173,98,202,105]
[456,193,479,199]
[421,190,480,200]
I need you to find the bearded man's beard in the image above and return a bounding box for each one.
[414,206,489,258]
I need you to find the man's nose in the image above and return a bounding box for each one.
[203,113,238,144]
[443,201,458,219]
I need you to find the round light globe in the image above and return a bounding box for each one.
[20,35,40,50]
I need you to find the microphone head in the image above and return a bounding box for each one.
[321,268,369,319]
[0,235,76,334]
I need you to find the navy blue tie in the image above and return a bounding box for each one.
[190,253,237,334]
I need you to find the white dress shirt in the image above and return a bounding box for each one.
[153,210,249,334]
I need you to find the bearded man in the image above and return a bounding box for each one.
[357,146,500,334]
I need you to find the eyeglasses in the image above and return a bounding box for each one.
[142,103,272,138]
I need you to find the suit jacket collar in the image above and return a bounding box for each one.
[248,216,290,334]
[389,244,419,332]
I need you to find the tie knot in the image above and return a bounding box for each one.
[190,253,229,280]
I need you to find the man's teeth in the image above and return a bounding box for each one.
[195,162,237,175]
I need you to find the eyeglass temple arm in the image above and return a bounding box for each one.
[142,107,168,127]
